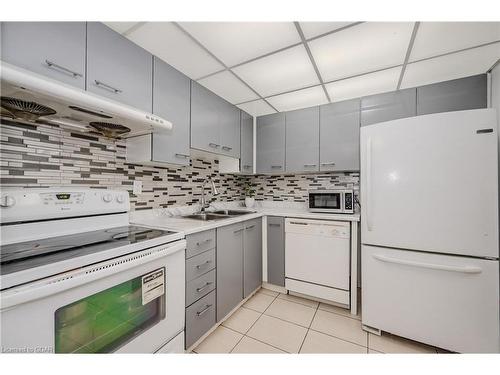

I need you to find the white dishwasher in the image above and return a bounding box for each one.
[285,218,351,306]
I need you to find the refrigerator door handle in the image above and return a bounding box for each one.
[366,137,373,231]
[372,254,483,274]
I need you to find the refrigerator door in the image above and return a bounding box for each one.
[360,109,498,258]
[362,245,500,353]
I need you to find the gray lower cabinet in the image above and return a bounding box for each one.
[243,218,263,298]
[360,88,416,126]
[267,216,285,287]
[86,22,153,112]
[319,98,360,171]
[1,22,86,89]
[240,111,254,174]
[285,107,320,173]
[256,113,286,174]
[216,222,244,321]
[417,74,487,115]
[185,290,216,349]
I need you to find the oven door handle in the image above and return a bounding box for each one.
[0,240,186,310]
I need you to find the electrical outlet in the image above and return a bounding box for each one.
[133,180,142,195]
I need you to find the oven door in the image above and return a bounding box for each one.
[309,191,343,212]
[0,240,186,354]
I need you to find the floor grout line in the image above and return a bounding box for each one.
[298,298,320,353]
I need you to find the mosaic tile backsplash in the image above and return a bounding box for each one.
[0,120,359,210]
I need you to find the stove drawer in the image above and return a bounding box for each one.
[186,230,216,259]
[186,269,216,307]
[185,249,215,282]
[185,290,216,349]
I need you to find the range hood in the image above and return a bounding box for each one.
[0,61,172,138]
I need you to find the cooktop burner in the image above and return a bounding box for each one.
[0,225,177,276]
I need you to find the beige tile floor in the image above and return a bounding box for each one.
[192,288,448,354]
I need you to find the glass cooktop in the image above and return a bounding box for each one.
[0,225,177,276]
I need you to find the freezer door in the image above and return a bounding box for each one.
[360,109,499,258]
[362,245,500,353]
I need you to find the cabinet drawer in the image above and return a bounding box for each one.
[185,249,215,282]
[186,230,216,258]
[185,290,216,349]
[186,269,216,307]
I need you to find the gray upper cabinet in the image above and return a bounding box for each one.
[219,101,241,158]
[360,88,416,126]
[417,74,487,116]
[240,111,254,174]
[86,22,153,112]
[1,22,86,89]
[151,57,191,166]
[319,98,360,171]
[285,107,320,173]
[216,222,244,322]
[191,81,220,153]
[256,113,286,174]
[243,218,262,298]
[267,216,285,287]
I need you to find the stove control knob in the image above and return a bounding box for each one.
[102,193,113,203]
[0,195,16,208]
[116,194,126,204]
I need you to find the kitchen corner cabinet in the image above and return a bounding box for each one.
[285,107,320,173]
[243,218,263,298]
[240,110,254,174]
[256,113,286,174]
[360,88,416,126]
[86,22,153,113]
[1,22,87,89]
[417,74,487,116]
[267,216,285,287]
[319,98,360,171]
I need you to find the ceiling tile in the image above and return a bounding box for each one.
[178,22,301,67]
[104,22,139,35]
[309,22,413,81]
[410,22,500,62]
[401,43,500,89]
[198,70,259,104]
[237,100,276,117]
[325,67,401,102]
[126,22,224,79]
[299,22,355,39]
[267,86,328,112]
[232,45,319,97]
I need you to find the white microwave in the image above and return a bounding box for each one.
[308,189,354,214]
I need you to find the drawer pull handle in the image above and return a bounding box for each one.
[243,165,252,169]
[268,223,281,227]
[289,221,308,225]
[372,254,483,274]
[175,153,190,159]
[195,260,212,269]
[45,60,82,78]
[95,80,122,94]
[196,304,213,317]
[271,165,282,169]
[196,238,213,246]
[196,282,213,293]
[208,143,220,149]
[246,225,255,230]
[222,146,232,151]
[233,228,244,234]
[303,164,317,167]
[321,162,336,166]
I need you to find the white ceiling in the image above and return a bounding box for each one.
[105,21,500,116]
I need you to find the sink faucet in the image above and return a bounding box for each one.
[200,177,220,212]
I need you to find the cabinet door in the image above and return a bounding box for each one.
[152,57,191,166]
[417,74,487,115]
[86,22,153,112]
[360,88,416,126]
[1,22,86,89]
[216,222,244,321]
[219,101,241,158]
[320,98,360,171]
[285,107,320,173]
[190,81,220,153]
[256,113,286,173]
[267,216,285,287]
[240,111,254,174]
[243,218,262,298]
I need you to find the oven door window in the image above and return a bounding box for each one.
[311,194,341,209]
[54,268,166,353]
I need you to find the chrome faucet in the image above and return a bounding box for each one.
[199,177,220,212]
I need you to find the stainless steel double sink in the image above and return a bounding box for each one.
[182,210,255,221]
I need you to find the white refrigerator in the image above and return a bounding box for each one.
[360,108,499,353]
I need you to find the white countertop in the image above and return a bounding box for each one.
[130,203,360,235]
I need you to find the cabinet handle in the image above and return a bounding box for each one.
[94,80,122,94]
[45,60,82,78]
[233,228,244,234]
[222,146,232,151]
[290,221,308,225]
[175,153,190,159]
[195,238,213,246]
[195,260,212,269]
[271,165,282,169]
[268,223,281,227]
[243,165,252,169]
[246,225,255,230]
[321,162,336,166]
[196,304,213,317]
[372,254,483,274]
[196,282,213,293]
[209,143,220,149]
[303,164,317,167]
